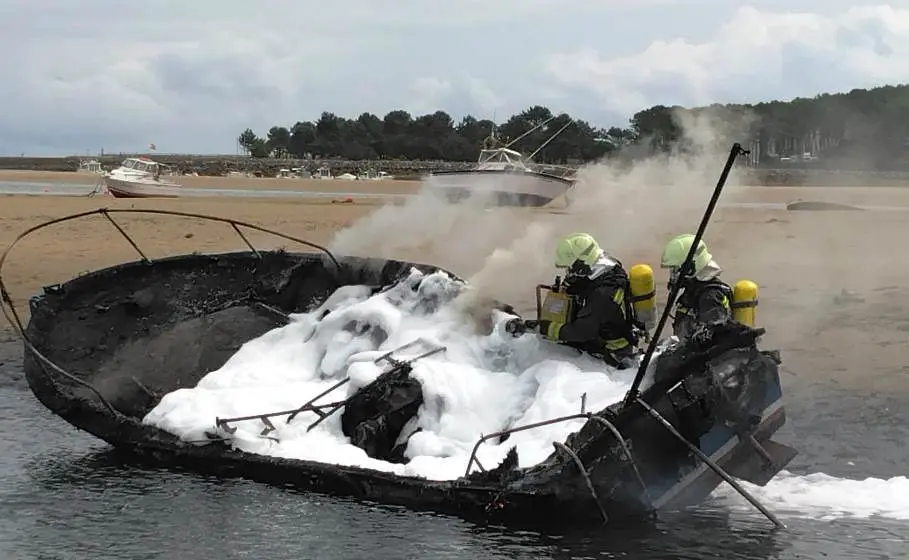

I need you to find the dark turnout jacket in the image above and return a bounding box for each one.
[672,277,733,339]
[550,265,638,356]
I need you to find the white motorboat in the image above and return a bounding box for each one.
[427,117,577,207]
[102,157,183,198]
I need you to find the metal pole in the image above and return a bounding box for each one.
[635,397,785,529]
[621,143,749,410]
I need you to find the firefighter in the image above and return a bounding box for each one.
[507,233,642,369]
[659,233,733,340]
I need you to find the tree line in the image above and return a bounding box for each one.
[237,106,621,164]
[238,83,909,169]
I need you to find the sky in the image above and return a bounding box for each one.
[1,0,908,155]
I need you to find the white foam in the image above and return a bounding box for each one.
[142,267,640,481]
[712,470,909,521]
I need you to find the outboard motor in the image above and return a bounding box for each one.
[704,340,796,487]
[708,346,779,432]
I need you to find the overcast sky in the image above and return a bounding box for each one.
[1,0,907,155]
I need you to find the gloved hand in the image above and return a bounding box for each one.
[505,319,540,337]
[633,325,651,345]
[613,355,637,370]
[607,346,639,370]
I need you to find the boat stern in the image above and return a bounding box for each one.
[650,346,798,511]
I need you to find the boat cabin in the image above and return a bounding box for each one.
[78,159,103,174]
[476,147,528,172]
[357,169,392,181]
[119,157,163,175]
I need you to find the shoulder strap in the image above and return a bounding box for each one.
[704,277,733,296]
[612,265,645,334]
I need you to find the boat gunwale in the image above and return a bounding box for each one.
[2,207,793,527]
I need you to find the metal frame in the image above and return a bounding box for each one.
[463,410,655,524]
[0,208,342,416]
[213,338,447,438]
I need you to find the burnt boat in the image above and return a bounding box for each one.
[2,208,797,529]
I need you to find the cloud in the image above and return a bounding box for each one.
[0,1,906,155]
[544,4,909,118]
[406,75,504,118]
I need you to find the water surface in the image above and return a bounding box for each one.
[0,339,907,559]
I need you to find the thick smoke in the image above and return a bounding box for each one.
[325,104,909,397]
[325,107,909,391]
[327,106,759,312]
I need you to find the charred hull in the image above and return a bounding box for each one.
[15,247,796,528]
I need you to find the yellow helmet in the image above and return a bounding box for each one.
[660,233,712,273]
[555,233,601,269]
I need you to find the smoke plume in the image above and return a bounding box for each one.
[327,106,759,311]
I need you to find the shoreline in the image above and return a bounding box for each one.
[6,167,909,191]
[4,171,909,207]
[4,156,909,187]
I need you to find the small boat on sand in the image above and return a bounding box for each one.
[102,157,182,198]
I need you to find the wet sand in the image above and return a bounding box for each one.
[1,187,908,397]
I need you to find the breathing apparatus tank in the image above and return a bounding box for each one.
[731,279,758,327]
[628,263,657,330]
[537,275,575,340]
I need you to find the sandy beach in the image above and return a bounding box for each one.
[1,181,909,397]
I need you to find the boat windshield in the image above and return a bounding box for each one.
[479,148,524,164]
[119,158,158,173]
[477,148,528,170]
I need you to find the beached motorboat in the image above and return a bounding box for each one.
[427,118,577,208]
[102,157,182,198]
[2,208,797,529]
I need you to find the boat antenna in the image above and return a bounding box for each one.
[503,115,557,150]
[525,120,573,161]
[620,142,750,411]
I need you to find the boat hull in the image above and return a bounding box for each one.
[104,176,182,198]
[19,252,795,526]
[4,212,796,528]
[427,169,574,207]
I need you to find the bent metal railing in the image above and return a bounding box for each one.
[463,411,654,524]
[0,207,343,416]
[213,338,447,439]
